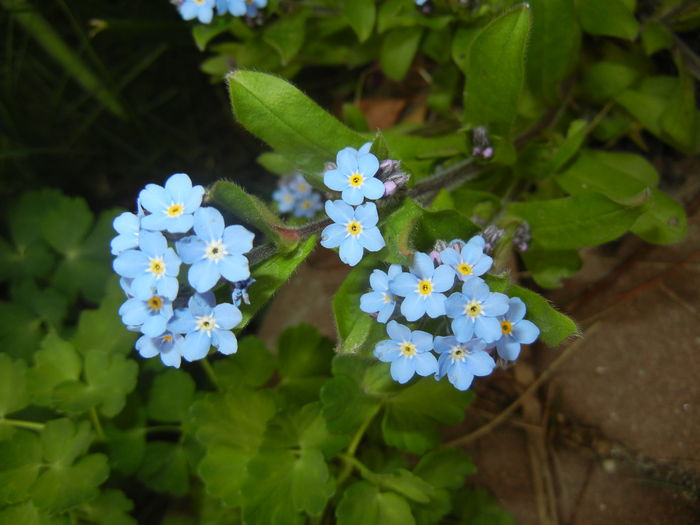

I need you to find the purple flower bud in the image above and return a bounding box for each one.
[383,180,398,196]
[481,225,505,255]
[482,147,493,159]
[513,221,531,253]
[429,250,442,265]
[472,126,493,160]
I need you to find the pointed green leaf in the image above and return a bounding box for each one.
[28,333,82,406]
[79,489,136,525]
[380,199,424,265]
[263,8,308,65]
[342,0,376,42]
[575,0,639,40]
[0,354,29,417]
[227,70,366,174]
[374,469,434,504]
[336,481,415,525]
[631,189,687,245]
[380,27,424,81]
[147,369,196,423]
[463,5,531,164]
[413,448,476,490]
[521,248,583,289]
[213,335,276,389]
[0,429,42,505]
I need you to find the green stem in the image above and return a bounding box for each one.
[200,357,219,390]
[90,407,105,441]
[1,418,45,432]
[335,410,377,487]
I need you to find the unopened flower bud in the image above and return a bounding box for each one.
[481,224,505,255]
[513,221,531,253]
[383,180,398,197]
[324,162,337,172]
[429,250,442,265]
[472,126,493,160]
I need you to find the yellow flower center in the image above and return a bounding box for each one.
[147,296,163,312]
[204,239,228,262]
[161,334,173,343]
[346,221,362,236]
[383,293,393,303]
[501,320,513,335]
[449,345,467,361]
[399,342,417,356]
[196,315,217,333]
[297,184,308,192]
[148,257,166,277]
[166,203,184,217]
[457,263,473,275]
[417,279,432,296]
[283,194,293,202]
[301,200,312,209]
[465,300,482,318]
[349,173,364,187]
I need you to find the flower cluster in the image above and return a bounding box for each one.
[272,174,323,219]
[111,173,254,368]
[176,0,266,24]
[364,235,540,390]
[321,144,387,266]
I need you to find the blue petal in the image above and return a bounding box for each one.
[424,293,446,318]
[358,227,385,252]
[445,292,466,318]
[436,353,451,379]
[139,184,168,213]
[214,303,242,330]
[183,331,211,361]
[341,187,364,206]
[462,277,489,301]
[358,142,372,155]
[369,269,389,292]
[169,310,194,334]
[362,177,385,200]
[224,226,254,255]
[111,234,138,256]
[411,252,435,279]
[136,335,159,358]
[324,169,347,191]
[377,302,395,323]
[496,338,521,360]
[188,260,220,293]
[413,353,438,376]
[466,350,496,376]
[219,254,250,283]
[140,214,168,232]
[164,173,192,203]
[325,200,354,224]
[355,202,379,227]
[358,153,379,177]
[390,273,418,297]
[339,237,363,266]
[460,244,482,265]
[431,265,455,292]
[505,297,527,323]
[467,235,485,248]
[160,346,182,368]
[228,0,246,16]
[164,214,193,234]
[481,292,509,316]
[113,212,139,235]
[512,319,539,344]
[374,340,399,362]
[451,317,474,342]
[197,6,214,23]
[391,358,415,384]
[360,291,386,314]
[179,2,198,19]
[439,248,460,267]
[131,274,157,300]
[321,223,347,249]
[448,362,474,391]
[336,148,358,173]
[434,336,458,354]
[163,248,181,277]
[142,315,167,338]
[388,264,402,280]
[474,316,502,343]
[400,294,425,322]
[194,207,224,241]
[471,255,493,276]
[175,236,205,264]
[411,330,433,352]
[113,250,147,278]
[120,299,148,326]
[156,276,179,301]
[213,329,238,355]
[386,320,411,342]
[139,231,167,257]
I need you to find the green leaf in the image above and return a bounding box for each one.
[263,8,308,65]
[213,335,276,389]
[0,354,29,417]
[381,376,474,454]
[507,192,644,250]
[0,501,44,524]
[210,180,297,251]
[413,209,481,253]
[11,281,68,329]
[485,276,579,347]
[79,489,136,525]
[521,248,583,288]
[41,195,92,255]
[105,425,145,476]
[0,429,42,505]
[0,301,43,359]
[320,355,382,435]
[374,469,434,504]
[192,17,231,51]
[147,369,196,423]
[413,448,476,489]
[238,236,317,331]
[31,419,109,513]
[137,441,190,496]
[342,0,376,42]
[227,70,366,174]
[575,0,639,40]
[451,26,479,74]
[0,237,54,283]
[641,20,673,55]
[27,333,82,406]
[336,481,415,525]
[452,486,516,525]
[379,199,424,265]
[463,5,531,164]
[380,27,424,81]
[579,51,646,103]
[342,103,370,133]
[258,152,297,175]
[614,75,676,137]
[556,150,657,205]
[631,189,687,244]
[658,62,699,155]
[542,119,589,176]
[191,388,276,507]
[527,0,581,104]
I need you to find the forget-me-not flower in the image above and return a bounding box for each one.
[139,173,205,234]
[294,192,322,219]
[169,292,242,361]
[321,200,385,266]
[488,297,540,361]
[324,144,385,205]
[111,212,140,256]
[360,264,402,323]
[118,290,173,337]
[135,331,184,369]
[179,0,216,24]
[440,235,493,282]
[175,207,254,293]
[374,321,438,384]
[113,231,181,300]
[224,0,267,16]
[390,252,455,321]
[445,278,509,343]
[272,186,296,213]
[434,336,495,391]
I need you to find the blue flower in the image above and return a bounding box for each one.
[321,200,385,266]
[440,235,492,282]
[118,290,173,337]
[445,278,509,343]
[110,212,140,255]
[390,252,455,322]
[489,297,540,360]
[360,264,402,323]
[434,336,495,391]
[231,277,255,307]
[225,0,267,16]
[139,173,205,234]
[175,207,254,293]
[294,192,322,219]
[135,332,184,368]
[290,174,312,196]
[374,320,438,384]
[324,144,385,205]
[169,292,242,361]
[113,231,181,300]
[179,0,216,23]
[272,186,296,213]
